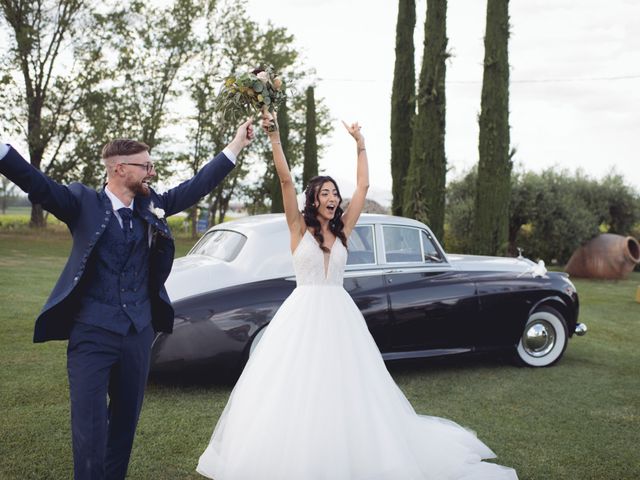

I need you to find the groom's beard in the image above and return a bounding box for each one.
[130,178,151,197]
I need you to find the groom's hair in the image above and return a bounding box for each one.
[101,139,149,159]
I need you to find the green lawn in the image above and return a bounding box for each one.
[0,233,638,479]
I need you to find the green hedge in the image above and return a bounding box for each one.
[0,215,31,230]
[0,213,198,239]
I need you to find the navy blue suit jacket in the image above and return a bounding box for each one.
[0,146,234,342]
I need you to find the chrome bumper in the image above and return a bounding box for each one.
[574,323,588,336]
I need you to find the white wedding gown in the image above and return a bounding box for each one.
[197,230,518,480]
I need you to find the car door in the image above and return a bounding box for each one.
[342,224,391,352]
[382,225,479,352]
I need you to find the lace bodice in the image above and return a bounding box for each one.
[293,230,347,286]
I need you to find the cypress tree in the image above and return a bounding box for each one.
[270,99,291,213]
[472,0,512,255]
[402,0,448,240]
[390,0,416,216]
[303,86,318,188]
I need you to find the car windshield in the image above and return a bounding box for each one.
[189,229,247,262]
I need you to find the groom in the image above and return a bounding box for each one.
[0,119,253,479]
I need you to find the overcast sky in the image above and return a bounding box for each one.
[2,1,637,207]
[244,0,640,205]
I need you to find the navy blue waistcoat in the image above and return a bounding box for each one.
[75,211,151,335]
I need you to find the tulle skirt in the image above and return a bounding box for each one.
[197,285,518,480]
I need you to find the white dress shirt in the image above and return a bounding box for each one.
[104,185,134,229]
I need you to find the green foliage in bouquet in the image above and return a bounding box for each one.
[214,66,286,124]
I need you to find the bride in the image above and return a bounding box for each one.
[196,111,518,480]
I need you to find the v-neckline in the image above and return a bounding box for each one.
[305,229,338,279]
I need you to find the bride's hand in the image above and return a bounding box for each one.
[342,120,364,144]
[261,110,279,134]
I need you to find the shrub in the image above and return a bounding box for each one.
[1,213,195,239]
[444,168,476,253]
[0,215,31,230]
[167,216,190,236]
[446,168,640,264]
[511,170,599,264]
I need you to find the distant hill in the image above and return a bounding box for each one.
[341,198,389,214]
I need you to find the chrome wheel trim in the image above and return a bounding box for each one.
[516,309,567,367]
[522,320,556,357]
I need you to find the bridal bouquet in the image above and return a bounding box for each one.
[214,66,286,125]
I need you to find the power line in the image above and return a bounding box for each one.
[319,74,640,84]
[453,74,640,84]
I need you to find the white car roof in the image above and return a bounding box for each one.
[210,213,428,237]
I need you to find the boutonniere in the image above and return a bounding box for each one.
[149,202,165,220]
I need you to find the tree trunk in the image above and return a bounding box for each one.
[472,0,512,255]
[1,177,14,214]
[28,147,46,228]
[402,0,448,240]
[390,0,416,216]
[189,206,199,240]
[303,86,318,188]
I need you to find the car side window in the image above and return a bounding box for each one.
[421,230,444,263]
[347,225,376,265]
[383,226,422,263]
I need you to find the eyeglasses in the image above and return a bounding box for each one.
[119,162,155,173]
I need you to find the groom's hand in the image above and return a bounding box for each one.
[227,118,255,157]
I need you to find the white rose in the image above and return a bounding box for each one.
[153,207,165,219]
[256,71,269,83]
[149,202,165,219]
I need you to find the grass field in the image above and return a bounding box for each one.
[0,232,638,479]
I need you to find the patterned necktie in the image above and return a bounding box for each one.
[118,207,133,241]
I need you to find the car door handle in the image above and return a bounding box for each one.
[385,269,402,283]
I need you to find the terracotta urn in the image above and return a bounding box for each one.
[565,234,640,280]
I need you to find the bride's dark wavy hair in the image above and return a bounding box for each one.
[303,176,348,253]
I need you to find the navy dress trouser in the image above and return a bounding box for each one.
[67,322,154,480]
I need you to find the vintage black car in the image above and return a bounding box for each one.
[150,214,586,379]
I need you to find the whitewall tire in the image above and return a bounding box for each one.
[516,306,568,367]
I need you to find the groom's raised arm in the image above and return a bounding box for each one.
[158,119,254,216]
[0,144,79,225]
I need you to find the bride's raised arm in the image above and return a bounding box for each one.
[340,121,369,237]
[262,110,306,247]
